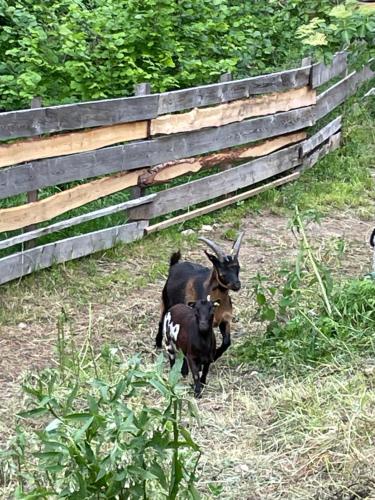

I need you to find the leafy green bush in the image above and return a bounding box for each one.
[235,208,375,372]
[297,0,375,67]
[0,320,201,499]
[0,0,355,110]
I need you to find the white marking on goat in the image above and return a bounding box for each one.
[163,311,180,343]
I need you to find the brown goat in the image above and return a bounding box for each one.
[163,297,218,397]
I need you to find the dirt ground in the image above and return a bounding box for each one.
[0,211,374,499]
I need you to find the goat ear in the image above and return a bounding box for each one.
[188,301,196,308]
[204,250,220,266]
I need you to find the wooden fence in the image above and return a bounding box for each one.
[0,52,373,285]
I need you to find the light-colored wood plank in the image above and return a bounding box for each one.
[0,169,147,233]
[128,144,302,221]
[146,172,301,234]
[139,131,307,186]
[0,194,156,250]
[301,116,342,155]
[151,87,316,135]
[0,106,315,199]
[0,66,312,140]
[0,221,148,285]
[0,121,148,168]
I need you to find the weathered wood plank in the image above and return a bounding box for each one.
[311,52,348,88]
[0,194,156,250]
[302,132,341,170]
[0,66,311,141]
[301,116,342,155]
[146,171,300,234]
[0,106,315,199]
[0,121,148,169]
[0,221,148,285]
[151,87,316,136]
[0,95,158,141]
[140,131,307,186]
[315,65,374,120]
[128,144,302,221]
[0,169,148,233]
[157,66,311,114]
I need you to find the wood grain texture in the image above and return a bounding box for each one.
[128,144,302,221]
[0,195,156,250]
[303,132,341,170]
[0,95,158,141]
[0,221,148,285]
[0,121,148,168]
[311,52,348,88]
[0,106,314,199]
[157,66,311,114]
[315,65,374,120]
[0,169,148,232]
[146,171,301,234]
[151,87,316,135]
[0,66,311,141]
[301,116,342,155]
[140,131,307,186]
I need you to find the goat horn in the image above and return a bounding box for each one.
[198,237,225,261]
[231,231,244,257]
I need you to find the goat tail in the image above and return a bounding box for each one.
[370,228,375,248]
[170,251,181,267]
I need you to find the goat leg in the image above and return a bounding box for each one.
[200,362,210,385]
[155,316,164,348]
[181,358,189,377]
[189,359,203,398]
[214,321,231,361]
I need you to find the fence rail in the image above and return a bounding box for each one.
[0,51,373,285]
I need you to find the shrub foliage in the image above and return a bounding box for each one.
[1,0,369,110]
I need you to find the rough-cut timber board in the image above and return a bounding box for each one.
[0,194,156,250]
[157,66,311,114]
[0,121,148,168]
[303,132,341,170]
[146,172,300,234]
[0,106,315,199]
[0,169,148,232]
[311,52,348,88]
[0,67,312,141]
[128,144,301,221]
[140,131,307,186]
[301,116,342,155]
[315,65,374,120]
[0,221,148,285]
[0,96,158,141]
[151,87,316,135]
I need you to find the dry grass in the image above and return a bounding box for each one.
[1,211,375,499]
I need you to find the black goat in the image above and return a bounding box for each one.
[156,232,244,361]
[163,297,218,397]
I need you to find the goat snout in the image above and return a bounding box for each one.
[231,280,241,291]
[198,320,210,333]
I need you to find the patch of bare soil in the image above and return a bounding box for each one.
[0,211,374,499]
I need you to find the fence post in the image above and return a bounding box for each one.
[23,96,42,249]
[131,83,151,200]
[219,72,232,83]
